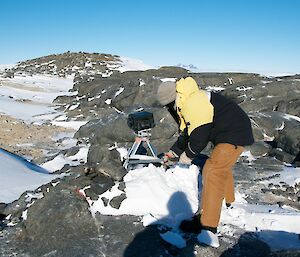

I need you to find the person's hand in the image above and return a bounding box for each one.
[179,152,192,165]
[163,150,178,167]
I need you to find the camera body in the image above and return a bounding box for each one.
[127,111,155,133]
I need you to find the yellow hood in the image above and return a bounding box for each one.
[175,77,199,110]
[175,77,213,134]
[175,77,200,131]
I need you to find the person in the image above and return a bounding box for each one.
[156,77,254,246]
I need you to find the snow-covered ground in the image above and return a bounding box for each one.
[0,148,59,203]
[0,72,91,203]
[41,146,89,173]
[0,74,78,124]
[84,161,300,251]
[117,56,154,72]
[0,58,155,203]
[0,64,15,71]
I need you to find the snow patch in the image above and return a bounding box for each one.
[68,103,80,111]
[282,113,300,123]
[236,86,253,91]
[160,78,176,82]
[240,150,256,163]
[276,121,285,131]
[263,133,275,141]
[90,164,199,228]
[260,166,300,187]
[41,146,89,172]
[116,56,153,73]
[105,98,112,105]
[51,120,87,130]
[115,87,124,97]
[205,86,225,92]
[0,74,75,123]
[0,148,59,203]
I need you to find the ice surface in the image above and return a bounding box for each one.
[0,74,74,124]
[0,148,58,203]
[41,146,89,172]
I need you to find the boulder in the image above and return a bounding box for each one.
[249,141,272,157]
[23,184,100,257]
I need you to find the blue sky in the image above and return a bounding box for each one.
[1,0,299,74]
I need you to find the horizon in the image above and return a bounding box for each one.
[1,0,300,75]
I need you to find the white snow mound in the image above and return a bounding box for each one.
[0,149,58,203]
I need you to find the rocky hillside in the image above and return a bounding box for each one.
[0,52,300,257]
[4,51,152,78]
[53,65,299,164]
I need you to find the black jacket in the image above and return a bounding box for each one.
[171,92,254,158]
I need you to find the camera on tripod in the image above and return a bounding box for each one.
[127,111,155,134]
[123,111,162,170]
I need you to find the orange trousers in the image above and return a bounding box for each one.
[200,143,244,228]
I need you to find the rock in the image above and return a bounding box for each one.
[109,193,126,209]
[249,141,272,157]
[3,191,31,221]
[22,185,100,257]
[276,115,300,156]
[0,203,6,216]
[64,146,81,157]
[250,111,300,156]
[270,249,300,257]
[84,174,114,201]
[291,151,300,167]
[9,52,122,77]
[269,148,295,163]
[77,114,133,145]
[101,197,109,207]
[87,146,127,181]
[220,232,270,257]
[118,182,126,192]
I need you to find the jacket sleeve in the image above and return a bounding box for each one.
[170,128,189,156]
[185,123,212,158]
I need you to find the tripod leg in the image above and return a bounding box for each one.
[146,139,158,158]
[124,140,141,169]
[129,140,141,156]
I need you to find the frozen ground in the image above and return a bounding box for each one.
[0,70,299,253]
[0,148,59,203]
[83,162,300,251]
[0,74,78,124]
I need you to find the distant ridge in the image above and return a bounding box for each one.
[7,51,153,77]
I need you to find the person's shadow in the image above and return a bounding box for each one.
[123,191,198,257]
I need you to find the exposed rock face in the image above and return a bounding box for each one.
[65,68,300,170]
[23,186,99,257]
[9,51,121,77]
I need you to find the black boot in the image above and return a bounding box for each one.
[179,214,202,234]
[179,214,217,234]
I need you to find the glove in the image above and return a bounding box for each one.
[179,152,192,165]
[163,150,178,167]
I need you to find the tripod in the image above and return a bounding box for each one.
[123,129,163,170]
